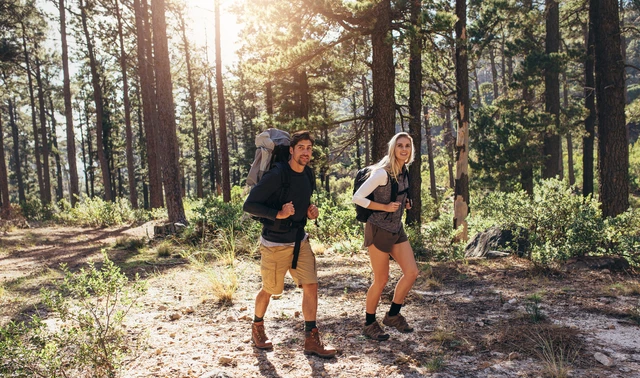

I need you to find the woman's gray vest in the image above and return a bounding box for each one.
[368,169,409,233]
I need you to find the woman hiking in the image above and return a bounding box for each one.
[352,132,420,341]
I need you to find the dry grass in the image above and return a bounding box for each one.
[607,281,640,296]
[156,242,174,258]
[204,265,238,305]
[530,329,579,378]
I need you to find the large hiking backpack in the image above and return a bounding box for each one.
[353,167,410,223]
[246,128,292,187]
[245,128,316,222]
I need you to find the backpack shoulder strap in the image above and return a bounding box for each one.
[275,162,291,205]
[389,171,398,201]
[304,166,316,193]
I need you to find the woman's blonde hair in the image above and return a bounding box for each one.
[369,132,414,180]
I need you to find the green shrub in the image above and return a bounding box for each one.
[0,254,146,377]
[471,178,639,266]
[20,196,56,222]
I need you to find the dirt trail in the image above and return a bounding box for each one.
[1,225,640,377]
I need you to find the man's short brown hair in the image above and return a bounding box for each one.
[290,130,314,148]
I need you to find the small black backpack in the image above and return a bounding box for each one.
[353,167,398,223]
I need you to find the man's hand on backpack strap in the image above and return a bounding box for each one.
[307,204,319,220]
[277,201,295,219]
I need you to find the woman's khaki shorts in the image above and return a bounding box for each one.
[259,239,317,295]
[364,222,408,253]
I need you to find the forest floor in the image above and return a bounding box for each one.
[1,223,640,378]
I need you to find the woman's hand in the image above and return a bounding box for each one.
[385,201,401,213]
[405,198,412,210]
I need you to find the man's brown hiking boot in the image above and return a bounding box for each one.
[252,321,273,349]
[362,321,390,341]
[304,328,336,358]
[382,312,414,333]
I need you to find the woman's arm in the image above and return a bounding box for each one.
[352,169,399,212]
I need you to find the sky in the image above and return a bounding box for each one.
[184,0,242,71]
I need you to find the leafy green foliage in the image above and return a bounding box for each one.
[0,254,146,377]
[471,179,640,266]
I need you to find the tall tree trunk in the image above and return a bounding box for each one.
[8,100,25,204]
[454,0,470,240]
[543,0,562,180]
[444,107,455,188]
[489,48,499,102]
[424,105,437,203]
[563,74,575,186]
[406,0,422,226]
[134,0,163,208]
[0,114,10,216]
[473,67,482,107]
[136,88,149,209]
[266,81,274,115]
[179,11,203,198]
[79,109,89,196]
[34,56,52,204]
[59,0,79,206]
[215,0,231,201]
[83,98,96,197]
[48,95,64,202]
[362,75,371,165]
[80,0,112,201]
[620,0,628,104]
[21,24,45,202]
[299,70,310,119]
[583,22,596,197]
[206,71,221,195]
[592,0,629,217]
[501,36,508,95]
[151,0,187,223]
[115,0,138,208]
[371,0,395,162]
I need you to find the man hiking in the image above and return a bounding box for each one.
[243,130,336,359]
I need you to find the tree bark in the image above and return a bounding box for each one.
[592,0,629,217]
[543,0,562,180]
[563,74,575,186]
[362,75,371,166]
[454,0,470,240]
[80,0,112,201]
[0,114,10,216]
[424,106,437,203]
[151,0,187,223]
[34,56,52,204]
[371,0,395,162]
[8,100,25,204]
[215,0,231,202]
[21,24,45,203]
[406,0,422,226]
[266,81,274,115]
[489,48,499,102]
[58,0,79,206]
[115,0,138,208]
[48,95,64,202]
[134,0,163,208]
[583,19,596,198]
[443,107,455,189]
[206,70,221,195]
[179,11,203,198]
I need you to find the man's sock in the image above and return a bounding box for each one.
[365,312,376,326]
[254,315,264,323]
[389,302,402,317]
[304,320,317,332]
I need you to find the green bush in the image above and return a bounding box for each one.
[471,179,639,266]
[0,254,146,377]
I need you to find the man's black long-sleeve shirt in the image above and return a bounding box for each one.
[243,163,313,243]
